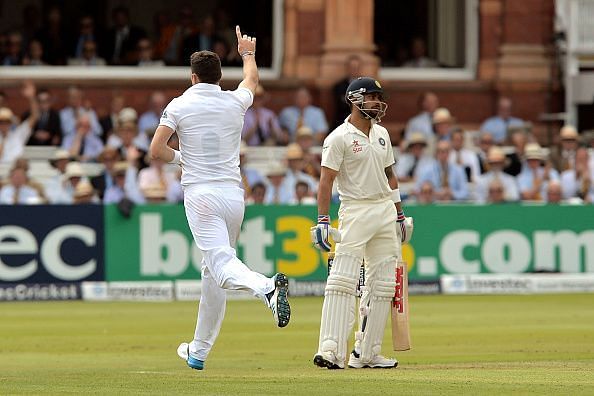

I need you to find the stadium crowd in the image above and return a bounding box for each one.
[1,78,594,208]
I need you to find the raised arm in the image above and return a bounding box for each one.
[236,25,258,95]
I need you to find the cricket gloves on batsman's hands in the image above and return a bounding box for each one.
[397,215,414,244]
[311,215,341,252]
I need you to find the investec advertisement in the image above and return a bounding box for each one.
[104,204,594,282]
[0,205,104,300]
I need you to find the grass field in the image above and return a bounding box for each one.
[1,294,594,395]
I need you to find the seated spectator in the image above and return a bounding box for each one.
[416,181,435,205]
[138,155,180,199]
[545,181,563,204]
[279,87,328,145]
[67,39,106,66]
[432,108,455,143]
[246,181,266,205]
[476,132,495,175]
[155,6,198,65]
[0,165,43,204]
[242,85,286,146]
[449,128,480,182]
[107,119,149,169]
[25,89,62,146]
[71,16,100,59]
[550,125,579,172]
[136,38,165,67]
[332,55,362,129]
[181,15,219,62]
[560,147,593,203]
[2,31,24,66]
[290,180,317,205]
[296,126,321,179]
[58,162,88,204]
[213,38,241,67]
[72,181,99,204]
[22,39,46,65]
[284,143,318,196]
[480,97,524,144]
[104,161,145,204]
[264,162,293,204]
[103,6,147,65]
[396,132,432,183]
[99,94,126,143]
[239,142,265,198]
[0,82,38,164]
[415,140,469,201]
[12,157,48,202]
[503,129,528,176]
[402,37,439,68]
[36,5,68,65]
[404,92,439,141]
[142,183,168,204]
[138,92,167,140]
[475,147,520,203]
[517,144,559,201]
[60,86,103,137]
[44,149,73,203]
[90,147,121,199]
[62,114,105,162]
[486,179,507,204]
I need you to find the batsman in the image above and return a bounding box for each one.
[311,77,413,369]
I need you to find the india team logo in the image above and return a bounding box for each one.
[379,137,386,146]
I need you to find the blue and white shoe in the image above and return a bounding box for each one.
[177,342,204,370]
[267,273,291,328]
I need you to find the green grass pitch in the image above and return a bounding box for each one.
[1,294,594,395]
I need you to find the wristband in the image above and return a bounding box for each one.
[240,51,255,58]
[317,214,330,224]
[391,188,401,203]
[169,150,181,165]
[397,210,405,222]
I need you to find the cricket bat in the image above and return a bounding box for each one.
[391,260,411,351]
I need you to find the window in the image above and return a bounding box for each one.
[374,0,478,80]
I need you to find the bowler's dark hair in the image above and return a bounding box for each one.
[190,51,222,84]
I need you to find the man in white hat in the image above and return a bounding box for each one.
[475,147,520,203]
[559,147,593,202]
[517,143,559,201]
[0,82,39,164]
[550,125,579,172]
[263,161,292,204]
[396,131,432,182]
[284,143,318,197]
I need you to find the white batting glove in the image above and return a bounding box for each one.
[310,215,341,252]
[397,217,414,244]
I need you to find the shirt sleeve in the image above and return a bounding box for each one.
[233,87,254,112]
[159,99,179,131]
[382,130,395,168]
[321,133,344,171]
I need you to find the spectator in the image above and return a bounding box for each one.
[432,108,455,142]
[62,114,105,162]
[44,149,72,203]
[71,16,100,59]
[503,129,528,176]
[60,162,87,204]
[404,92,439,141]
[242,85,285,146]
[60,86,103,137]
[279,87,328,145]
[136,38,165,67]
[486,179,507,204]
[396,132,431,183]
[90,147,121,199]
[475,147,520,203]
[246,182,266,205]
[67,39,107,66]
[295,126,321,179]
[99,94,126,143]
[480,97,524,144]
[332,55,362,128]
[416,181,435,205]
[108,120,148,169]
[0,82,38,164]
[25,89,62,146]
[155,6,198,65]
[546,181,563,204]
[449,128,480,182]
[291,180,317,205]
[403,37,439,68]
[72,181,99,204]
[22,39,46,66]
[213,38,241,67]
[0,166,42,204]
[138,91,167,139]
[415,140,469,201]
[181,15,219,62]
[138,155,180,199]
[517,144,559,201]
[239,142,265,198]
[476,131,495,175]
[264,162,293,204]
[284,143,318,196]
[103,6,146,65]
[143,184,168,204]
[560,147,593,202]
[550,125,579,172]
[2,32,24,66]
[104,161,145,204]
[36,5,69,65]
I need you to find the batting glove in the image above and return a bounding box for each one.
[310,215,341,252]
[397,216,414,244]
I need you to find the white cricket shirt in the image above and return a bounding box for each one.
[159,83,253,187]
[322,118,395,201]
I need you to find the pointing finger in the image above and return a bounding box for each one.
[235,25,242,40]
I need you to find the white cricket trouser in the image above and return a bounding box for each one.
[183,183,275,361]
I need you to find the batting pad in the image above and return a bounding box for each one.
[357,257,396,362]
[318,254,361,364]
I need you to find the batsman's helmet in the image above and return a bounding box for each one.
[345,77,387,122]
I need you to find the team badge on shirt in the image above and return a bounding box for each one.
[352,139,362,153]
[379,137,386,146]
[161,110,168,119]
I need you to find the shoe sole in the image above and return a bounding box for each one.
[347,362,398,369]
[178,342,204,370]
[313,354,342,370]
[274,273,291,328]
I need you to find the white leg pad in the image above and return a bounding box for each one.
[318,253,361,365]
[357,257,397,362]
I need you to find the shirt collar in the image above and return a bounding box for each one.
[345,116,372,138]
[192,83,222,91]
